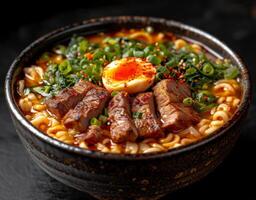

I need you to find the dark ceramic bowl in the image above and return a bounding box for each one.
[5,16,251,200]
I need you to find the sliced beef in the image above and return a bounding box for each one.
[153,79,200,131]
[108,91,138,143]
[158,103,200,131]
[132,92,163,138]
[75,125,110,144]
[153,79,191,105]
[45,80,94,118]
[63,86,110,131]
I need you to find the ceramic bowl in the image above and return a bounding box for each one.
[5,16,251,200]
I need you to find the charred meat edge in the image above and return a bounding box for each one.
[75,125,110,144]
[153,79,200,131]
[45,80,94,118]
[63,85,110,132]
[108,91,138,143]
[132,92,163,138]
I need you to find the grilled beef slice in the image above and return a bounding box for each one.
[153,79,200,131]
[75,125,110,144]
[108,91,138,143]
[132,92,163,138]
[45,80,94,118]
[63,86,110,131]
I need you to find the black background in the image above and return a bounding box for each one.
[0,0,256,199]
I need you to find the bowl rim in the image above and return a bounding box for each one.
[5,16,251,160]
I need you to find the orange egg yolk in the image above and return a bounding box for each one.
[112,61,140,81]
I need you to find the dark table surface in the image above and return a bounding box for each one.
[1,1,256,199]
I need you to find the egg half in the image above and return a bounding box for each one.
[102,57,156,94]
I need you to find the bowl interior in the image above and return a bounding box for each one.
[5,16,251,160]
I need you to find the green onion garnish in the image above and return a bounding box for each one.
[201,63,214,76]
[90,117,102,126]
[183,97,193,106]
[111,91,119,97]
[146,55,161,65]
[133,112,143,119]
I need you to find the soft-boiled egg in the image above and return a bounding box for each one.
[102,57,156,94]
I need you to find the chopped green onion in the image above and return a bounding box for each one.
[202,83,209,90]
[155,66,170,81]
[183,97,193,106]
[144,45,154,55]
[122,50,134,58]
[93,50,104,60]
[111,91,119,97]
[198,53,207,63]
[58,60,72,75]
[155,73,163,81]
[201,63,214,76]
[185,67,197,76]
[193,102,217,113]
[104,46,112,53]
[187,53,199,65]
[214,63,228,70]
[224,66,239,79]
[133,50,144,58]
[133,112,143,119]
[197,90,216,104]
[157,65,169,74]
[78,39,88,53]
[207,95,216,103]
[166,57,178,67]
[103,37,118,45]
[158,43,169,57]
[32,86,51,97]
[146,55,161,65]
[90,117,102,126]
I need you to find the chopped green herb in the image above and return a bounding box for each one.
[90,117,102,126]
[133,112,143,119]
[185,67,197,76]
[58,60,72,75]
[183,97,193,106]
[146,55,161,65]
[201,63,214,76]
[133,50,144,58]
[103,37,118,45]
[193,102,217,113]
[144,45,154,55]
[32,86,51,97]
[111,91,119,97]
[166,57,178,67]
[224,66,240,79]
[196,90,216,104]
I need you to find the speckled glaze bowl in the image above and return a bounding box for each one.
[5,16,251,200]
